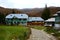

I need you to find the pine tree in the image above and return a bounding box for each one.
[41,5,51,20]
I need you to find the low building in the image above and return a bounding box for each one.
[27,17,44,26]
[44,18,55,27]
[45,11,60,30]
[54,11,60,29]
[5,14,28,25]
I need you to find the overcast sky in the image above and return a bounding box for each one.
[0,0,60,9]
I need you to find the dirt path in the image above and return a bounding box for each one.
[28,28,57,40]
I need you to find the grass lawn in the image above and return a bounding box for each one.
[0,25,31,40]
[32,26,46,30]
[33,26,60,40]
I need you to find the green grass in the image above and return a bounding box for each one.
[33,26,46,30]
[0,25,31,40]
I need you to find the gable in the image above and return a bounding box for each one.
[6,14,28,19]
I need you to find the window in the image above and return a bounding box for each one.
[8,19,9,20]
[23,19,27,21]
[32,21,35,22]
[10,15,12,16]
[58,13,60,16]
[21,15,23,16]
[19,19,21,21]
[21,22,26,24]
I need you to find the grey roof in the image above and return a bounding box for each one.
[6,14,28,18]
[45,18,55,22]
[53,11,60,16]
[28,17,44,21]
[57,11,60,13]
[53,14,58,16]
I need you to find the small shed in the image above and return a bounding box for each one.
[5,14,28,25]
[27,17,44,25]
[45,18,55,27]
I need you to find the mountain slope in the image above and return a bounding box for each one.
[0,6,60,17]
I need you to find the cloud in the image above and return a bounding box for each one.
[0,0,14,8]
[0,0,60,8]
[46,0,60,7]
[7,0,47,8]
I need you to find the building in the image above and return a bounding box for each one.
[54,11,60,29]
[5,14,28,25]
[44,18,55,27]
[27,17,44,25]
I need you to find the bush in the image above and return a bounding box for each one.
[44,27,58,34]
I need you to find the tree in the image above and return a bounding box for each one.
[0,12,5,24]
[41,5,51,20]
[12,9,15,13]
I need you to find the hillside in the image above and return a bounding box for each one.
[0,6,60,17]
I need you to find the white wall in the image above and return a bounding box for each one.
[54,24,60,29]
